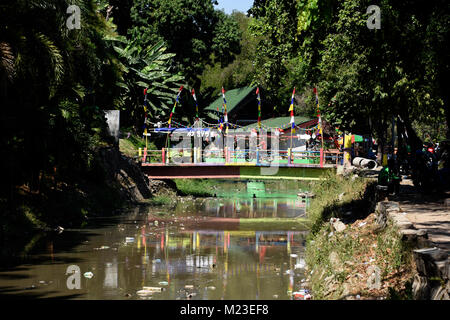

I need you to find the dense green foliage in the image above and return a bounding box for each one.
[248,0,449,142]
[0,0,122,195]
[127,0,241,89]
[113,39,185,126]
[0,0,241,202]
[200,12,259,105]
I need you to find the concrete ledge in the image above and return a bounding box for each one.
[374,200,450,300]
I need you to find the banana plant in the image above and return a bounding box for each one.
[114,39,185,126]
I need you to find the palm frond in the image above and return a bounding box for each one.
[0,42,16,81]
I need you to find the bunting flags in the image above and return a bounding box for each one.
[168,86,184,128]
[313,87,322,136]
[256,87,261,129]
[222,87,228,134]
[191,88,199,120]
[143,88,148,136]
[289,87,296,134]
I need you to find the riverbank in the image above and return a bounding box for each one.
[0,144,177,264]
[304,171,416,299]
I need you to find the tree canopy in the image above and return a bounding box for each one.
[248,0,449,143]
[127,0,241,88]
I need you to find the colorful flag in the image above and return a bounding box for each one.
[168,86,184,128]
[289,87,296,133]
[143,88,148,134]
[256,87,261,129]
[313,87,322,136]
[222,87,228,133]
[191,88,199,120]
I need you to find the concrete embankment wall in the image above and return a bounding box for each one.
[374,201,450,300]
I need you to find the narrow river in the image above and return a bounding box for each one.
[0,180,311,299]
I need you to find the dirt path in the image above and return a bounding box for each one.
[389,179,450,254]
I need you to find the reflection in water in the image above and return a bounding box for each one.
[0,181,311,300]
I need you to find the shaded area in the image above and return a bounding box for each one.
[390,181,450,254]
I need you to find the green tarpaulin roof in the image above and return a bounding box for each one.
[205,86,256,114]
[243,116,315,130]
[352,134,363,142]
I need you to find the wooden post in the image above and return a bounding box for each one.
[162,148,165,164]
[143,147,147,163]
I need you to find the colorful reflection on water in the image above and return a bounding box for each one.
[0,181,311,299]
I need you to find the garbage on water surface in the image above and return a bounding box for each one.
[125,237,135,243]
[293,289,311,300]
[158,281,169,286]
[185,285,194,290]
[94,245,110,250]
[290,254,298,258]
[142,286,163,292]
[136,290,153,297]
[83,272,94,279]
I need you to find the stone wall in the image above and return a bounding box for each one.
[97,146,177,203]
[374,201,450,300]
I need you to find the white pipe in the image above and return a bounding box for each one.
[352,157,377,169]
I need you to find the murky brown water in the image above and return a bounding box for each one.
[0,181,310,299]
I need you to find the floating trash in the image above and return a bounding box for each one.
[295,258,306,269]
[125,237,135,243]
[185,285,194,290]
[290,254,298,258]
[136,289,153,297]
[94,245,110,250]
[158,281,169,286]
[207,286,216,290]
[83,272,94,279]
[293,289,310,300]
[153,259,161,263]
[142,286,163,292]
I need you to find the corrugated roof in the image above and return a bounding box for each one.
[204,86,256,113]
[243,116,315,130]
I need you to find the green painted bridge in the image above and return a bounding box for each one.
[141,163,337,180]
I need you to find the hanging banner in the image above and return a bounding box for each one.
[168,86,184,128]
[288,87,296,134]
[256,87,261,129]
[313,87,322,136]
[222,87,228,134]
[191,88,199,121]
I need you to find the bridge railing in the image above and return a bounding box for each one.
[140,147,343,167]
[323,149,344,166]
[140,149,163,164]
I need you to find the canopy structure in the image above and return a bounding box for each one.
[243,116,317,131]
[204,86,257,125]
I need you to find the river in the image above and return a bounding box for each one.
[0,180,311,299]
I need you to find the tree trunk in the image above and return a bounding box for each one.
[375,121,387,165]
[399,110,423,151]
[443,94,450,139]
